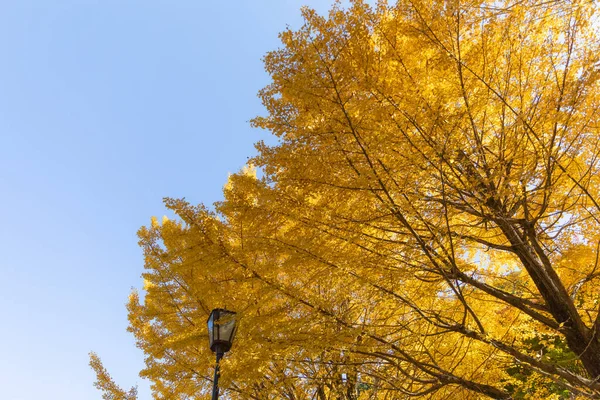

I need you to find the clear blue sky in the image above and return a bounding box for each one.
[0,1,336,398]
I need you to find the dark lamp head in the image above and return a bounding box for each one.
[207,308,237,354]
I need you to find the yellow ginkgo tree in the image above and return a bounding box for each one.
[92,0,600,398]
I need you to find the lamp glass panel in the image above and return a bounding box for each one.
[219,316,236,343]
[207,311,216,347]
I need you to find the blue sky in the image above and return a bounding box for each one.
[0,1,337,398]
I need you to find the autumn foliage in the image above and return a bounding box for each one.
[92,0,600,398]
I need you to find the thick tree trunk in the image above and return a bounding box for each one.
[496,216,600,379]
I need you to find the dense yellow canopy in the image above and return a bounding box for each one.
[92,1,600,398]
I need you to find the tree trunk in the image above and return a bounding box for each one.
[496,216,600,379]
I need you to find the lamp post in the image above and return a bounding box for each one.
[208,308,237,400]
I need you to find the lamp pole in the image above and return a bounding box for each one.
[211,348,224,400]
[207,309,237,400]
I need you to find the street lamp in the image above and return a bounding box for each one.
[208,308,237,400]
